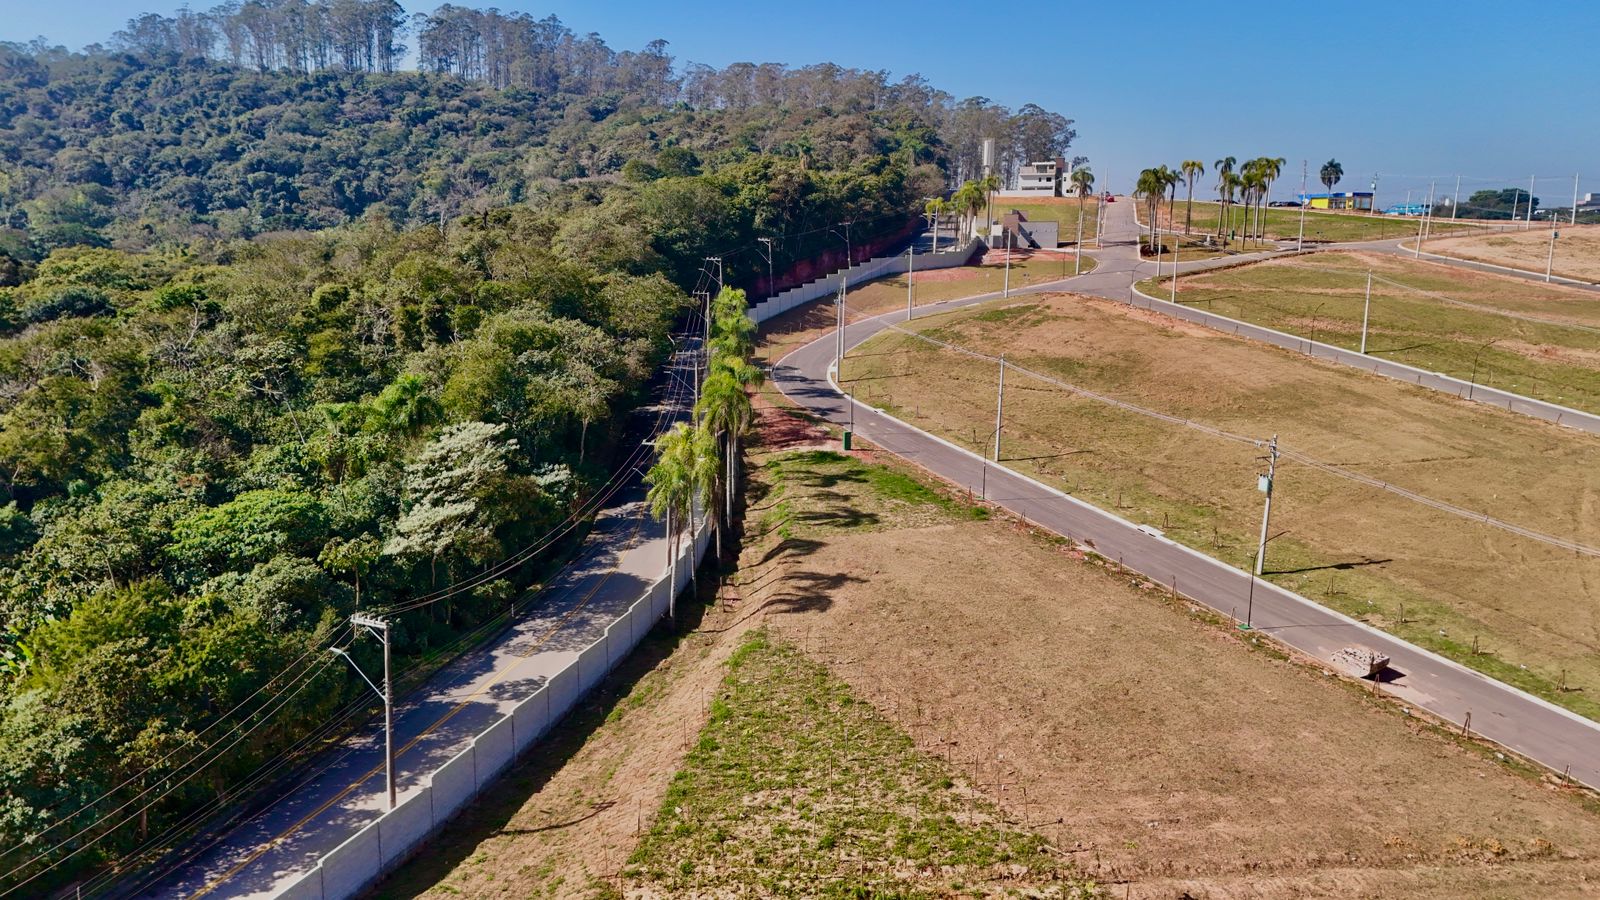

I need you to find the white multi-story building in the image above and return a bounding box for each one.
[1014,157,1064,196]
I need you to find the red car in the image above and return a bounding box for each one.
[1102,192,1115,202]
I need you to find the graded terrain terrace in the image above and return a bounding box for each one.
[1141,250,1600,414]
[839,289,1600,719]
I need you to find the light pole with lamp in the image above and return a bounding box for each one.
[1468,339,1500,400]
[333,613,395,810]
[756,237,775,299]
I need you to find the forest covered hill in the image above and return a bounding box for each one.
[0,4,1080,892]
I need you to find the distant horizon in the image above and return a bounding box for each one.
[6,0,1598,201]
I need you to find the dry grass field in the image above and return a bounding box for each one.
[1160,200,1476,243]
[1147,251,1600,413]
[1429,223,1600,283]
[742,445,1600,897]
[841,291,1600,719]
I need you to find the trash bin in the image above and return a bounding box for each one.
[842,430,853,451]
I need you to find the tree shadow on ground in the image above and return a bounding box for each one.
[1267,556,1393,576]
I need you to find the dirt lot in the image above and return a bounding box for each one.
[1149,251,1600,413]
[724,442,1600,897]
[842,291,1600,720]
[1431,224,1600,283]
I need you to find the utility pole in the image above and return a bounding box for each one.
[1573,174,1582,226]
[756,238,774,299]
[834,278,845,371]
[1254,435,1279,577]
[1546,227,1559,283]
[1371,173,1380,215]
[1452,174,1462,221]
[1074,201,1084,275]
[1169,227,1179,303]
[1296,160,1308,251]
[906,245,915,319]
[1527,175,1536,229]
[992,354,1006,462]
[336,614,395,811]
[704,256,723,291]
[1360,271,1373,354]
[1003,228,1012,298]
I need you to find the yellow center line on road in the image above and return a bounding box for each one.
[187,507,653,899]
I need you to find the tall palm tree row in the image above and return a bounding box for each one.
[1180,160,1205,233]
[952,180,986,241]
[1136,166,1184,254]
[646,286,767,624]
[1213,156,1238,241]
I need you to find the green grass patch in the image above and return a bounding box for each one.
[629,631,1100,898]
[760,450,986,540]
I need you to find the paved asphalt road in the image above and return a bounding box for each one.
[126,342,698,899]
[772,200,1600,793]
[1115,204,1600,433]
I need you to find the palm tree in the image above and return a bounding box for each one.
[1214,156,1238,240]
[1259,156,1287,240]
[1135,168,1164,255]
[1069,166,1095,241]
[1240,162,1269,247]
[1161,166,1182,230]
[1180,160,1205,233]
[696,368,753,558]
[978,171,1002,236]
[646,421,719,623]
[1319,159,1343,212]
[923,197,950,250]
[953,180,986,242]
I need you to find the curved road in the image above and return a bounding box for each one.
[1118,203,1600,433]
[772,204,1600,793]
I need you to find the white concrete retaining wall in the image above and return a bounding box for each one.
[267,510,712,899]
[749,238,986,325]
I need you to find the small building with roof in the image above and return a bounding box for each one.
[1296,191,1374,211]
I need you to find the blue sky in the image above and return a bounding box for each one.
[6,0,1599,201]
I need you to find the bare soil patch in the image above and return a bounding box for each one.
[1431,224,1600,283]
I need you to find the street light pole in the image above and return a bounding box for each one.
[1452,174,1462,221]
[337,614,395,810]
[756,238,774,300]
[992,354,1006,462]
[1296,159,1307,251]
[906,245,915,319]
[1360,271,1373,354]
[1573,174,1581,227]
[1169,226,1179,303]
[1527,174,1536,229]
[834,278,845,371]
[1003,229,1013,298]
[1468,340,1499,400]
[1254,435,1279,577]
[1074,198,1084,275]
